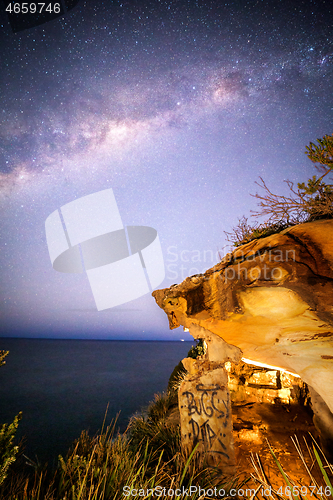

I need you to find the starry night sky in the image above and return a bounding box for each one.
[0,0,332,340]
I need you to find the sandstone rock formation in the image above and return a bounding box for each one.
[226,360,309,406]
[153,220,333,458]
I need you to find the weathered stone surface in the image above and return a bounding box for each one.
[226,360,309,405]
[153,220,333,457]
[153,220,333,412]
[179,367,235,471]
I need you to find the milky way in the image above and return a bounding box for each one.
[0,0,332,339]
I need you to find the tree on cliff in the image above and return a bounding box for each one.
[226,134,333,246]
[253,134,333,224]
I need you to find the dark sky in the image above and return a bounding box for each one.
[0,0,332,339]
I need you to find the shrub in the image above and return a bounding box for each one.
[225,135,333,247]
[0,350,22,487]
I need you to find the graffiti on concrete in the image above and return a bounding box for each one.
[181,383,230,458]
[179,368,235,467]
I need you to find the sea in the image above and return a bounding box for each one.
[0,338,192,467]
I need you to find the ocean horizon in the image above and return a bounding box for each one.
[0,338,193,467]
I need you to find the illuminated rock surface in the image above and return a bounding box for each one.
[153,220,333,458]
[226,360,308,406]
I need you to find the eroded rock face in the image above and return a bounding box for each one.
[226,360,309,406]
[179,366,235,470]
[153,220,333,449]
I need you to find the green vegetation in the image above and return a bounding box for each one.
[0,363,332,498]
[0,394,239,500]
[250,435,333,500]
[0,350,22,488]
[0,412,22,488]
[167,340,206,394]
[226,134,333,246]
[0,350,9,368]
[0,339,234,499]
[1,393,332,499]
[187,339,206,359]
[224,216,291,247]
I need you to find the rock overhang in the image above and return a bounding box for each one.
[153,220,333,413]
